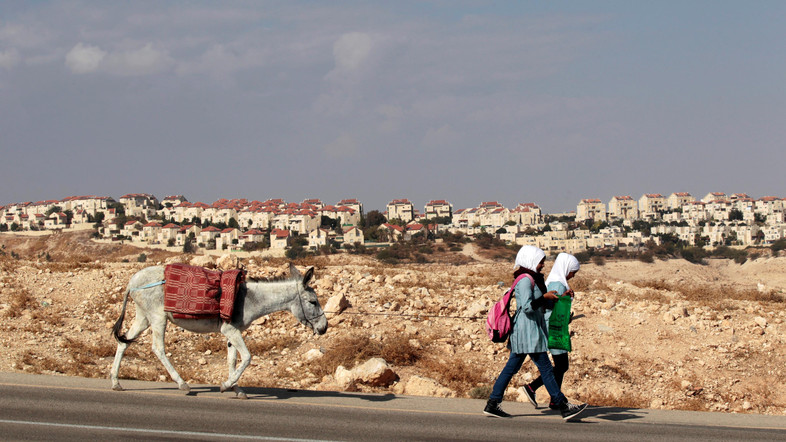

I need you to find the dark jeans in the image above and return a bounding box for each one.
[489,351,567,405]
[529,352,569,394]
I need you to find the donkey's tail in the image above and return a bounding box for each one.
[112,288,135,344]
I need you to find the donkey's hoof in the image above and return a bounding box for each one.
[111,384,124,391]
[178,383,191,393]
[234,387,248,400]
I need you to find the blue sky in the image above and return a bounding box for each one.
[1,1,784,213]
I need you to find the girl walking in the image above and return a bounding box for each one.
[483,246,587,421]
[522,252,581,410]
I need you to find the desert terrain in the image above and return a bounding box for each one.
[1,231,785,415]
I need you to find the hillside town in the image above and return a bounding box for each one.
[1,192,784,254]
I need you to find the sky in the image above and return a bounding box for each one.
[1,1,784,214]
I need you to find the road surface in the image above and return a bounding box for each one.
[1,372,784,441]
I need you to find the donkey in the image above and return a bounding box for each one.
[110,263,327,398]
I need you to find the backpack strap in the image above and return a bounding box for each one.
[504,273,535,308]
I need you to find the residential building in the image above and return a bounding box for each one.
[270,228,291,249]
[608,196,638,221]
[424,200,453,220]
[638,194,666,218]
[119,194,159,218]
[576,199,606,222]
[667,192,694,210]
[386,199,415,222]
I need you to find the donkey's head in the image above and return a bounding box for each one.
[289,263,328,335]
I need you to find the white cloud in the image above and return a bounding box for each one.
[332,32,373,73]
[324,133,358,157]
[0,48,20,69]
[105,43,174,76]
[65,43,106,73]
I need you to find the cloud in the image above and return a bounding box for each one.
[105,43,174,76]
[324,133,358,158]
[332,32,373,73]
[65,43,106,73]
[0,48,20,69]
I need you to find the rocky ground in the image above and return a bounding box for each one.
[1,231,785,415]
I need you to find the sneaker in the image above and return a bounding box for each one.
[522,384,538,408]
[483,400,512,418]
[548,401,560,411]
[559,402,587,421]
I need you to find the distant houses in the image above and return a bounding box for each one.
[2,191,785,253]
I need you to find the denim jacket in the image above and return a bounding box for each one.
[508,277,549,354]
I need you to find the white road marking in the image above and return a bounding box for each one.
[0,418,335,441]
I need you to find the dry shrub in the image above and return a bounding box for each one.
[63,336,117,360]
[195,336,229,354]
[121,364,161,382]
[30,309,66,327]
[247,334,303,355]
[570,274,591,292]
[578,390,650,409]
[310,335,382,377]
[3,287,35,318]
[308,334,408,378]
[379,333,425,366]
[632,280,785,305]
[417,356,486,396]
[632,279,670,291]
[19,351,62,374]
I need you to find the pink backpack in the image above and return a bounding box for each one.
[485,273,534,343]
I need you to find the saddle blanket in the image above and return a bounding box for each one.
[163,263,245,321]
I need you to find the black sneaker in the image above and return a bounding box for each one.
[559,402,587,421]
[522,384,538,408]
[483,400,512,418]
[548,401,560,410]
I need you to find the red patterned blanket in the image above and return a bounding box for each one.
[163,263,245,321]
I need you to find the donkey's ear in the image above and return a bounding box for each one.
[289,263,301,279]
[303,267,314,285]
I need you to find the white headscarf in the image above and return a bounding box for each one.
[513,245,546,273]
[545,253,580,290]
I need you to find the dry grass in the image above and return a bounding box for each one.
[247,335,302,355]
[417,356,487,397]
[578,390,650,409]
[308,333,426,379]
[631,279,785,306]
[3,287,35,318]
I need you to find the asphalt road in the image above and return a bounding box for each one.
[1,372,785,441]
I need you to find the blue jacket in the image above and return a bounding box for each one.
[509,277,549,354]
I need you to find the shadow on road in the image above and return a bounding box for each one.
[579,406,646,422]
[174,385,397,403]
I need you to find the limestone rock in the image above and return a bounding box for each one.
[398,375,453,397]
[325,294,350,319]
[190,255,216,268]
[353,358,398,387]
[216,254,240,271]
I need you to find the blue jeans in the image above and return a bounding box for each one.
[489,351,567,405]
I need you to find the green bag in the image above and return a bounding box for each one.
[547,295,572,352]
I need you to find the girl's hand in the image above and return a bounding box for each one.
[565,289,575,298]
[543,290,559,300]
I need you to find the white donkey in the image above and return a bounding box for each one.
[110,263,327,398]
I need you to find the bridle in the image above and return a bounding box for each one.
[294,286,325,332]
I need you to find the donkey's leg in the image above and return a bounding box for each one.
[220,324,251,397]
[149,318,190,393]
[110,313,150,391]
[225,342,246,399]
